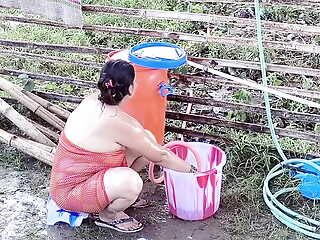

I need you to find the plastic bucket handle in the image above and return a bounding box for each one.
[149,141,202,184]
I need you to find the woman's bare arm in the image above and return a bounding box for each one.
[113,118,192,173]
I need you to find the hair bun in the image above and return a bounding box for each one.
[97,60,135,106]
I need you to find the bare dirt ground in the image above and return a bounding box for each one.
[0,165,230,240]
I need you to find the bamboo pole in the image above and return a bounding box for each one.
[166,125,233,143]
[187,57,320,77]
[2,49,320,78]
[171,74,320,100]
[0,77,65,130]
[0,39,114,54]
[33,91,83,104]
[166,111,320,143]
[0,50,102,69]
[187,61,320,109]
[24,138,56,154]
[182,0,319,8]
[0,128,53,166]
[21,91,320,142]
[2,69,320,101]
[228,84,320,100]
[29,119,60,142]
[3,78,320,121]
[1,95,65,142]
[168,95,320,123]
[166,125,320,157]
[0,98,56,147]
[1,39,320,77]
[0,69,96,88]
[82,5,320,36]
[23,90,71,119]
[26,91,320,123]
[1,15,320,54]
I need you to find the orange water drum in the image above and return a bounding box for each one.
[107,42,187,144]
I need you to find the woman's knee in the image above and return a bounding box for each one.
[104,167,143,200]
[124,169,143,194]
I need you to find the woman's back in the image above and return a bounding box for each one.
[63,92,126,153]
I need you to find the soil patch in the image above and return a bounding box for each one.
[0,167,229,240]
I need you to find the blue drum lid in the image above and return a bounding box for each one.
[128,42,187,69]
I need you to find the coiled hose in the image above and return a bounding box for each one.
[254,0,320,238]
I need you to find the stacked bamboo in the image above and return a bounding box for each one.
[0,77,71,166]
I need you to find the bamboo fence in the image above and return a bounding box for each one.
[17,91,320,143]
[81,5,320,36]
[1,15,320,54]
[182,0,320,8]
[1,39,320,77]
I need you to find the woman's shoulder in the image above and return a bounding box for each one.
[116,110,143,128]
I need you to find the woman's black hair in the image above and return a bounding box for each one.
[97,59,135,106]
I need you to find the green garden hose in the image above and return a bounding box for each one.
[254,0,320,238]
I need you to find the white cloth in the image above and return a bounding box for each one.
[0,0,83,27]
[46,197,88,227]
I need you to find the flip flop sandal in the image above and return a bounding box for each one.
[95,217,143,233]
[89,199,150,220]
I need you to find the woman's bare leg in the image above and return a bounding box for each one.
[98,167,143,231]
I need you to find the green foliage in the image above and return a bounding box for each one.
[268,73,283,86]
[227,110,247,122]
[232,89,252,104]
[0,144,26,170]
[302,77,314,90]
[23,80,36,92]
[188,3,204,13]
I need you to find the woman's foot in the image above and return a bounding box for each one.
[95,211,143,233]
[90,198,150,220]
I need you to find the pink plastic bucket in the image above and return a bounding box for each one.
[150,141,226,220]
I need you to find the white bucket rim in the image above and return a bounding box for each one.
[164,141,226,176]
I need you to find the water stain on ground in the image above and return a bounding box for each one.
[0,167,229,240]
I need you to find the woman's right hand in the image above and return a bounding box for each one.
[188,164,198,174]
